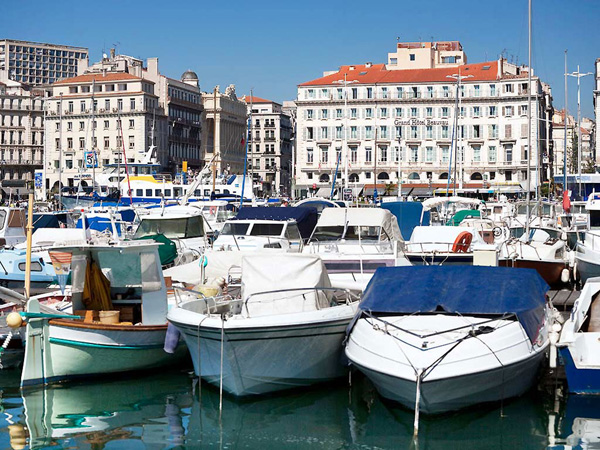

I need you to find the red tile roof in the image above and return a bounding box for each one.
[299,61,502,87]
[241,95,273,104]
[54,72,147,85]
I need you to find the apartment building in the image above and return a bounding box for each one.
[0,39,88,86]
[242,95,293,196]
[295,41,553,198]
[0,79,45,194]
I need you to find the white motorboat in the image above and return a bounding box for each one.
[345,265,552,414]
[305,207,409,282]
[167,253,362,396]
[557,276,600,394]
[575,192,600,285]
[0,207,26,247]
[19,239,187,387]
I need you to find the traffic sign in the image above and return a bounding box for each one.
[84,151,98,168]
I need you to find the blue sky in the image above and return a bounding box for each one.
[3,0,598,117]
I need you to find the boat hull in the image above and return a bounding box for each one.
[352,351,546,414]
[172,315,352,396]
[22,319,187,386]
[559,347,600,394]
[499,258,567,288]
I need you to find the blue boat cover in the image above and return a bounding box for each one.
[359,266,549,343]
[233,206,318,239]
[380,202,430,239]
[32,213,69,232]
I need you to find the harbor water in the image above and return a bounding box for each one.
[0,366,591,449]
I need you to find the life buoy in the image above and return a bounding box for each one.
[452,231,473,253]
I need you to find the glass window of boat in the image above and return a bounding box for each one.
[0,210,6,229]
[97,250,141,288]
[345,226,381,241]
[590,211,600,228]
[311,226,345,241]
[134,217,203,239]
[220,222,250,235]
[249,223,284,237]
[285,224,301,241]
[18,261,42,272]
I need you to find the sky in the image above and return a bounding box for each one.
[2,0,598,117]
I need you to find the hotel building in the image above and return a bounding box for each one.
[295,41,553,198]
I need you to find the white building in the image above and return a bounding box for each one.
[201,85,247,175]
[295,41,552,198]
[0,39,88,86]
[241,95,293,196]
[0,80,45,195]
[44,70,166,192]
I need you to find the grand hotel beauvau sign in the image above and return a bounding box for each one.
[393,118,449,126]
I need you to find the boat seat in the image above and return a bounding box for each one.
[588,295,600,332]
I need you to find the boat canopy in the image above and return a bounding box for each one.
[233,206,318,239]
[421,196,483,211]
[359,266,549,343]
[314,208,403,241]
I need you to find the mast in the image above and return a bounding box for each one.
[525,0,532,240]
[564,51,568,192]
[58,93,63,209]
[249,90,254,197]
[211,87,217,194]
[91,79,96,190]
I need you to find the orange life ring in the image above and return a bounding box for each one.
[452,231,473,253]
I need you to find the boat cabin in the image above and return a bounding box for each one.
[0,207,26,247]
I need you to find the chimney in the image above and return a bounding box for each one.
[365,62,372,68]
[110,48,115,59]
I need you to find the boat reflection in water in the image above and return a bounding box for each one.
[550,396,600,450]
[19,370,193,449]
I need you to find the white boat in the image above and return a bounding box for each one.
[187,200,237,235]
[345,265,552,414]
[0,206,26,247]
[575,192,600,285]
[167,253,362,396]
[20,239,187,387]
[557,276,600,394]
[305,207,409,282]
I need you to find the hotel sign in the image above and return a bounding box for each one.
[394,118,449,126]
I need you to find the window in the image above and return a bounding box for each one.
[410,107,418,117]
[473,106,480,117]
[129,119,134,129]
[426,125,433,139]
[380,107,388,118]
[490,84,496,96]
[381,87,388,99]
[65,159,73,169]
[426,86,433,98]
[397,87,404,99]
[504,106,513,117]
[474,85,480,97]
[473,125,480,138]
[104,99,110,110]
[336,89,343,100]
[104,120,109,129]
[307,109,313,119]
[426,146,434,162]
[379,145,388,162]
[365,126,373,139]
[473,145,481,162]
[67,122,72,131]
[67,137,73,149]
[320,127,328,139]
[443,86,449,97]
[409,53,415,61]
[129,135,135,149]
[80,100,86,111]
[321,109,328,119]
[426,107,433,117]
[350,108,357,118]
[520,105,528,116]
[68,101,73,112]
[336,108,342,118]
[130,98,135,110]
[365,147,372,163]
[504,83,513,93]
[307,89,315,99]
[505,124,512,139]
[365,108,373,118]
[335,147,342,162]
[351,88,358,99]
[336,126,343,139]
[320,146,328,163]
[307,127,314,140]
[395,126,403,138]
[489,146,497,162]
[410,145,418,162]
[410,126,418,139]
[366,87,373,99]
[441,107,449,118]
[442,126,449,139]
[79,121,85,131]
[380,126,388,139]
[79,137,85,149]
[395,107,402,117]
[489,106,497,116]
[505,144,513,162]
[350,146,357,163]
[104,137,109,149]
[307,148,314,164]
[350,126,357,139]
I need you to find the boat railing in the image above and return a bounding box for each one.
[405,242,470,254]
[171,285,236,313]
[243,287,360,318]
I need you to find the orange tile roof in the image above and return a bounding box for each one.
[299,61,502,87]
[54,72,148,85]
[241,95,273,104]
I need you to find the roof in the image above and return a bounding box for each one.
[233,206,318,238]
[315,207,403,241]
[299,61,502,87]
[54,72,147,85]
[241,95,275,104]
[357,265,549,343]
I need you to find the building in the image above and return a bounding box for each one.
[43,62,167,192]
[201,85,247,175]
[0,39,88,86]
[144,61,203,172]
[241,95,293,196]
[551,109,576,177]
[282,100,298,197]
[596,58,600,165]
[295,41,553,198]
[0,79,45,195]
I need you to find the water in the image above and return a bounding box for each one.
[0,367,593,450]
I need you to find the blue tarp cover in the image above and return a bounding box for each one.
[381,202,429,239]
[359,265,549,343]
[233,206,318,239]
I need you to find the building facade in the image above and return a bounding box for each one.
[295,41,553,198]
[0,80,45,194]
[242,95,293,196]
[0,39,88,86]
[201,85,247,175]
[596,58,600,166]
[44,70,167,192]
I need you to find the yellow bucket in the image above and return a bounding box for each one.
[99,310,120,324]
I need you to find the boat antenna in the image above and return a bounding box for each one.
[525,0,532,242]
[117,109,133,205]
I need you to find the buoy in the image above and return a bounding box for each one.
[561,268,570,284]
[6,312,22,329]
[549,323,562,369]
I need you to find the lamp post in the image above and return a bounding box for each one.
[446,73,473,194]
[332,74,357,192]
[396,137,403,200]
[568,66,592,198]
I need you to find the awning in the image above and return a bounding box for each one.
[315,187,333,198]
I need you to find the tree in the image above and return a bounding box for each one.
[568,130,578,174]
[583,158,596,174]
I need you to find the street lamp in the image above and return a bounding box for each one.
[332,74,358,192]
[446,73,473,194]
[568,66,592,198]
[396,137,403,200]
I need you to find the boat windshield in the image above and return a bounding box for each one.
[134,216,204,239]
[220,222,250,235]
[0,210,6,230]
[311,225,381,242]
[249,223,284,236]
[516,203,552,216]
[199,206,233,223]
